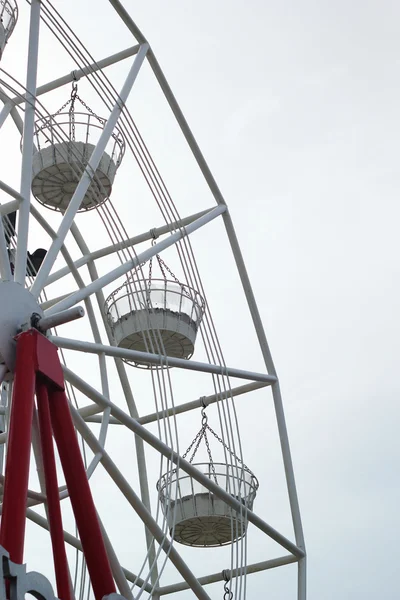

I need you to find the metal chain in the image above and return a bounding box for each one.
[156,253,192,300]
[146,237,157,300]
[182,427,204,462]
[69,82,77,142]
[203,429,217,482]
[206,422,250,471]
[53,97,73,117]
[222,570,232,600]
[182,409,208,462]
[36,95,73,137]
[181,406,247,472]
[181,409,218,482]
[223,582,233,600]
[147,258,153,293]
[146,234,192,301]
[156,253,182,285]
[75,94,105,125]
[156,253,167,280]
[36,81,105,141]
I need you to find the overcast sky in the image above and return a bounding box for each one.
[1,1,400,599]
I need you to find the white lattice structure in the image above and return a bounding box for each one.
[0,2,306,600]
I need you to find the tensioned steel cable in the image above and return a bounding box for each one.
[2,63,247,596]
[38,1,245,480]
[21,3,252,595]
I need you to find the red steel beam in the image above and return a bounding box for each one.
[36,378,72,600]
[0,331,36,563]
[49,388,116,600]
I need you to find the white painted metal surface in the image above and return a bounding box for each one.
[31,141,117,211]
[0,281,42,370]
[0,4,306,600]
[106,279,205,365]
[158,463,258,547]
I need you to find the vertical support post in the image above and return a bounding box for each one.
[221,210,306,597]
[298,557,306,600]
[36,379,72,600]
[14,0,41,284]
[48,388,116,600]
[0,332,36,563]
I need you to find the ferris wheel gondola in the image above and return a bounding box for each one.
[31,83,125,212]
[105,246,205,366]
[157,407,259,547]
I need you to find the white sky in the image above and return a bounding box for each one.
[1,1,399,599]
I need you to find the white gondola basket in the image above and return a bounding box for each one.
[31,112,125,212]
[0,0,18,58]
[157,462,258,547]
[105,279,205,367]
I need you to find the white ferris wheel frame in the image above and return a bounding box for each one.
[0,0,306,599]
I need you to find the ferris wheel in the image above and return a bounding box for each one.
[0,2,306,600]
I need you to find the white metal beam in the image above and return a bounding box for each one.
[0,182,23,203]
[220,213,307,600]
[14,0,41,283]
[44,204,226,315]
[156,554,298,595]
[222,213,306,549]
[45,207,212,287]
[0,89,24,133]
[10,45,141,106]
[108,0,226,207]
[52,337,277,384]
[0,200,19,217]
[63,365,304,559]
[83,381,268,424]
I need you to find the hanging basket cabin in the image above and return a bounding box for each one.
[0,1,18,59]
[157,407,258,547]
[157,462,258,547]
[105,276,205,367]
[31,86,125,211]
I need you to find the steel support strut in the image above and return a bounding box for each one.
[36,380,71,600]
[0,332,36,563]
[49,388,116,599]
[0,330,116,600]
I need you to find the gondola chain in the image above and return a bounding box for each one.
[181,407,248,484]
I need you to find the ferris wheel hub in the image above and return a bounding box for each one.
[0,281,43,371]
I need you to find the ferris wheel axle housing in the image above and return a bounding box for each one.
[0,281,84,372]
